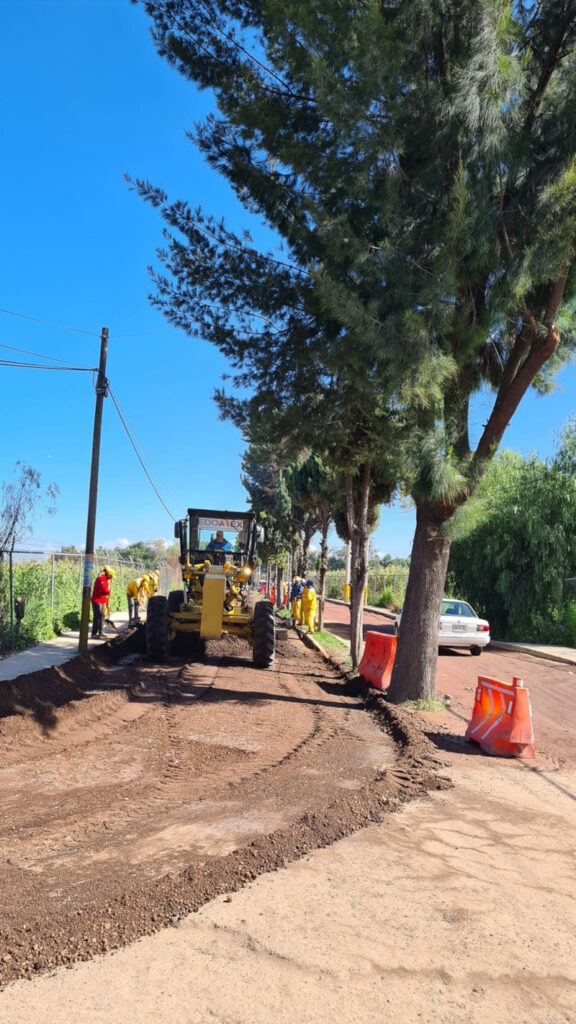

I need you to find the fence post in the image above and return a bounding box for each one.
[50,554,55,609]
[9,545,14,651]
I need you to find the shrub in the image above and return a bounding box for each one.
[61,610,81,631]
[375,586,396,610]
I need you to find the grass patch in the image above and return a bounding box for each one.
[400,698,446,712]
[312,630,354,668]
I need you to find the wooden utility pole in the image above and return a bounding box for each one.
[78,327,109,653]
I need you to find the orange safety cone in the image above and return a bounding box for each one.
[358,631,397,690]
[465,676,535,758]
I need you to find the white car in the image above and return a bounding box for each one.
[394,598,490,656]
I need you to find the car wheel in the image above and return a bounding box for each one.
[470,645,482,656]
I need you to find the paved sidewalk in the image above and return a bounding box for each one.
[0,611,131,682]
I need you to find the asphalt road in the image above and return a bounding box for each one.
[323,600,576,770]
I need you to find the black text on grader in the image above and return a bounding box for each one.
[146,509,275,667]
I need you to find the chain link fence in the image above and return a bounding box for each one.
[0,549,172,653]
[319,568,409,609]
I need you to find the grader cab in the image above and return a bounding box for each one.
[146,508,275,667]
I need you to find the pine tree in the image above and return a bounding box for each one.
[133,0,576,697]
[286,454,337,630]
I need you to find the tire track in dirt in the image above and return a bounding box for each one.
[0,627,448,987]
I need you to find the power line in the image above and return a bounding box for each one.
[0,342,94,368]
[108,387,185,513]
[0,359,96,371]
[108,386,180,522]
[0,307,99,337]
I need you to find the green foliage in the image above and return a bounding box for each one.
[448,430,576,642]
[133,0,576,691]
[324,568,408,608]
[375,586,395,610]
[116,541,160,569]
[241,442,296,565]
[564,603,576,648]
[0,553,148,651]
[312,631,353,669]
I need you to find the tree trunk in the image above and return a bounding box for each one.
[297,515,315,579]
[317,517,329,631]
[387,503,453,702]
[345,466,371,670]
[348,528,369,669]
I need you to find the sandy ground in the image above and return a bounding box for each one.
[0,620,574,1022]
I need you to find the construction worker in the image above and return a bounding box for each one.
[206,530,233,552]
[301,579,317,633]
[290,576,303,625]
[147,569,159,597]
[126,574,150,625]
[91,566,115,639]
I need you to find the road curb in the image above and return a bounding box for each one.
[292,626,372,694]
[489,640,576,667]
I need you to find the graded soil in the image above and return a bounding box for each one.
[0,628,447,987]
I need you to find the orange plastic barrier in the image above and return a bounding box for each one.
[358,631,397,690]
[465,675,535,758]
[269,584,275,604]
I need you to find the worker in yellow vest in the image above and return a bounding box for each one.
[301,579,317,633]
[126,575,150,625]
[147,569,159,597]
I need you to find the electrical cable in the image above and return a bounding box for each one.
[107,386,180,522]
[108,386,185,514]
[0,359,96,371]
[0,342,94,369]
[0,307,100,337]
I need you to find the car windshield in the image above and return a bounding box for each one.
[441,600,476,618]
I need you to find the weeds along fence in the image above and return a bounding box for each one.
[322,568,409,609]
[0,550,165,653]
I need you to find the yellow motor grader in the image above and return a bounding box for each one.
[146,508,275,667]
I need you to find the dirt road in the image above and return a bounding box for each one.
[0,628,445,987]
[0,616,574,1023]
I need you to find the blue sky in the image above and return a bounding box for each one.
[1,1,574,560]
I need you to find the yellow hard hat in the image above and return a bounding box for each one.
[103,566,115,578]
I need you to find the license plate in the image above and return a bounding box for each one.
[452,624,466,632]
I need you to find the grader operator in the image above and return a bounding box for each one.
[146,508,275,667]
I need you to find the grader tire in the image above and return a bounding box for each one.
[253,600,275,668]
[146,595,170,662]
[168,589,185,614]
